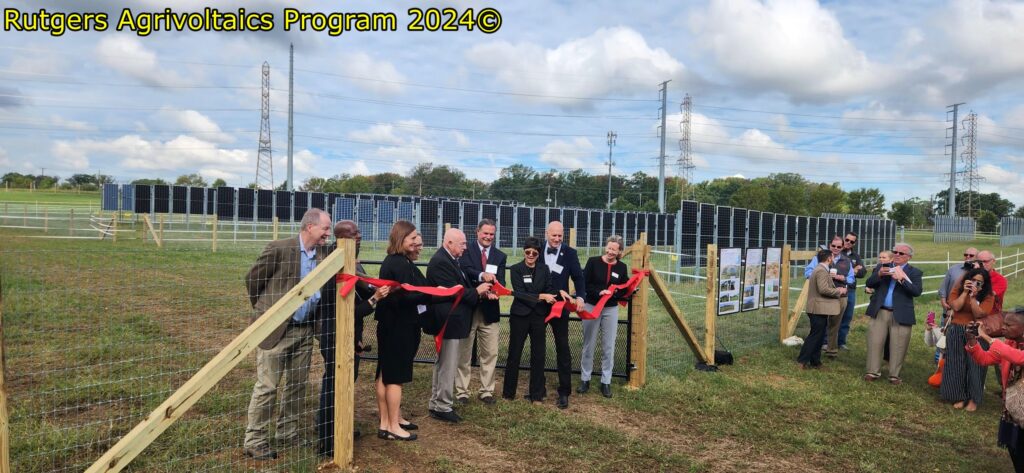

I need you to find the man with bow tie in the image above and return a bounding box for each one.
[544,221,586,409]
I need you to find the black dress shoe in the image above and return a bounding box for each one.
[600,383,612,398]
[398,421,418,431]
[429,409,462,423]
[576,381,590,394]
[556,394,569,409]
[480,395,496,405]
[382,430,418,441]
[377,429,389,439]
[244,444,278,461]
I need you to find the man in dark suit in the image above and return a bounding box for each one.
[455,219,507,405]
[243,208,332,461]
[864,242,924,384]
[426,228,492,422]
[316,220,389,458]
[544,220,586,409]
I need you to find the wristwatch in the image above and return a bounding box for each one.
[368,297,378,308]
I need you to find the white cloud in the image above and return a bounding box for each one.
[0,146,10,168]
[51,141,90,170]
[452,131,470,148]
[466,27,686,107]
[95,36,187,87]
[48,115,95,131]
[690,0,894,102]
[335,52,406,96]
[160,109,234,144]
[538,137,598,170]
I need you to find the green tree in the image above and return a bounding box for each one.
[846,188,885,216]
[66,174,97,187]
[174,173,208,187]
[729,183,771,210]
[1014,207,1024,219]
[806,183,846,216]
[340,175,373,194]
[130,178,169,186]
[211,178,227,188]
[976,210,998,233]
[300,177,328,192]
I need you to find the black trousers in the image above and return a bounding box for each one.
[549,311,573,396]
[503,313,547,401]
[797,314,828,367]
[317,331,360,457]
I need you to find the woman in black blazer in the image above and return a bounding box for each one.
[578,235,629,398]
[503,236,557,403]
[373,220,430,441]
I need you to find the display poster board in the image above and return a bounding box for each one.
[717,247,742,316]
[741,248,764,312]
[763,248,782,307]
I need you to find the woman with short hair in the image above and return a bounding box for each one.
[577,235,629,398]
[503,236,557,403]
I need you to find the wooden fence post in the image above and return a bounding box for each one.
[704,244,718,365]
[85,247,350,473]
[784,250,817,338]
[333,239,357,468]
[627,233,650,390]
[272,216,279,241]
[111,216,118,243]
[779,245,792,342]
[211,215,218,253]
[142,215,161,248]
[0,282,10,473]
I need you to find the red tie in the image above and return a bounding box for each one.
[481,247,488,268]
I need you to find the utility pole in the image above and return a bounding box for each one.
[606,131,616,209]
[945,102,964,216]
[255,62,274,190]
[657,80,670,213]
[287,43,295,191]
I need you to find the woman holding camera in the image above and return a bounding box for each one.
[966,308,1024,470]
[941,267,995,411]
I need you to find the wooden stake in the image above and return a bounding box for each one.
[142,215,162,248]
[568,227,578,295]
[704,244,718,365]
[272,216,279,241]
[0,278,10,473]
[111,217,117,243]
[85,248,350,473]
[627,233,650,390]
[779,245,792,342]
[211,215,218,253]
[333,239,356,468]
[649,269,711,364]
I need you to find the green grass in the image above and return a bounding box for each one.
[1,232,1022,472]
[0,188,102,206]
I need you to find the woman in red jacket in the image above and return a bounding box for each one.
[966,307,1024,471]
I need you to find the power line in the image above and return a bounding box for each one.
[695,104,944,123]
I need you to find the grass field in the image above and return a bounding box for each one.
[1,231,1022,472]
[0,188,102,206]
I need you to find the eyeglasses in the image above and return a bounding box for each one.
[893,251,909,256]
[964,253,976,257]
[845,239,857,244]
[829,244,842,249]
[524,250,539,257]
[980,258,994,263]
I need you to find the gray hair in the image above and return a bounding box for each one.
[300,208,329,231]
[606,235,625,255]
[893,241,914,256]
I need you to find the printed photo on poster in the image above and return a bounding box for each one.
[741,248,764,312]
[763,248,782,307]
[717,248,742,316]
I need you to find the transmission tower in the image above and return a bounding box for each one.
[958,112,982,217]
[255,62,274,190]
[676,94,694,200]
[942,103,964,216]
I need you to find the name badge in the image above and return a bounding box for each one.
[550,262,564,274]
[485,264,498,274]
[612,272,620,278]
[417,305,428,314]
[523,276,533,283]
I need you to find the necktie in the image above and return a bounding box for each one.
[481,247,488,268]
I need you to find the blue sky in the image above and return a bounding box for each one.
[2,0,1022,208]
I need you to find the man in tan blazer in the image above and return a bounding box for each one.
[797,249,847,369]
[243,208,332,460]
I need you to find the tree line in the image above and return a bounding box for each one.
[5,166,1022,230]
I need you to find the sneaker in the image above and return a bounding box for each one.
[244,444,278,461]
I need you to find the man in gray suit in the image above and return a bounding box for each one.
[243,208,332,460]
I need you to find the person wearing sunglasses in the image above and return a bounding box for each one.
[942,268,995,411]
[803,235,855,357]
[864,242,924,384]
[837,232,867,351]
[978,250,1007,315]
[938,247,979,316]
[503,236,558,403]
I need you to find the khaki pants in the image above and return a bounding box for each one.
[244,324,313,448]
[865,309,912,378]
[429,338,462,412]
[825,297,848,352]
[455,309,500,399]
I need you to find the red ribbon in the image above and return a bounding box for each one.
[544,269,649,323]
[490,280,513,297]
[336,273,465,353]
